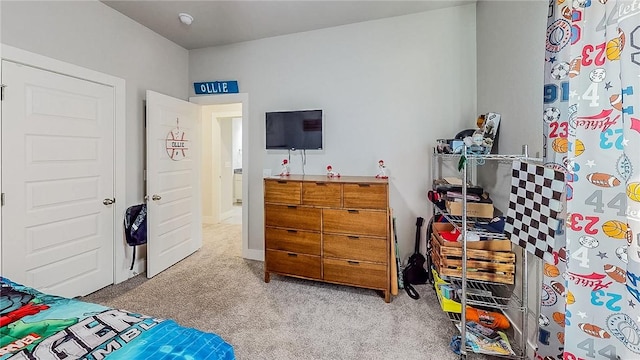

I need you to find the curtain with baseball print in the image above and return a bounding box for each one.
[537,1,640,359]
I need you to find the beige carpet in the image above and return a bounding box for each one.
[83,223,492,360]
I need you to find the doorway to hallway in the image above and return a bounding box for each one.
[191,93,256,260]
[199,102,245,256]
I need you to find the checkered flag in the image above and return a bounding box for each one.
[504,160,565,262]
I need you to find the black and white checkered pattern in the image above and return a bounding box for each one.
[504,161,565,263]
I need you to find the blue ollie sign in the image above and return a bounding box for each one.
[194,80,239,95]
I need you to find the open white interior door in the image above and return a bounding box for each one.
[146,90,202,278]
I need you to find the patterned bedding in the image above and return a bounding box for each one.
[0,277,235,359]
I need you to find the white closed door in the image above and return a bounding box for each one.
[1,60,115,297]
[146,90,202,278]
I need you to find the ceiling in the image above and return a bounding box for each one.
[101,1,475,50]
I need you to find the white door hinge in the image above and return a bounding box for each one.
[0,84,6,101]
[1,193,5,206]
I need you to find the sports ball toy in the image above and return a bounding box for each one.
[466,307,510,330]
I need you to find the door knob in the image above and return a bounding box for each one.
[152,194,162,201]
[103,198,115,205]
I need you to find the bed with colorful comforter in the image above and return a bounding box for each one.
[0,277,235,359]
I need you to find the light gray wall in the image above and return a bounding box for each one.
[476,1,548,353]
[475,1,547,227]
[189,5,478,259]
[477,0,546,154]
[0,0,550,273]
[0,0,189,206]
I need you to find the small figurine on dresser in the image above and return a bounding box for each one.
[279,159,290,176]
[326,165,340,178]
[375,160,388,179]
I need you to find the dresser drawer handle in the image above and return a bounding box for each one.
[277,180,288,184]
[315,182,326,186]
[287,230,298,234]
[287,253,298,257]
[287,205,297,209]
[347,236,360,240]
[358,184,371,187]
[347,209,359,214]
[347,260,360,265]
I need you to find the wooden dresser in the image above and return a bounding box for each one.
[264,175,390,302]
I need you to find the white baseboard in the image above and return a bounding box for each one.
[220,209,234,221]
[243,248,264,261]
[504,307,538,358]
[133,260,146,277]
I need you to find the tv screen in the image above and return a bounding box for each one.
[265,109,323,150]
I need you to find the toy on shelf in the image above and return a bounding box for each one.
[279,159,290,176]
[375,160,388,179]
[466,306,510,330]
[326,165,340,178]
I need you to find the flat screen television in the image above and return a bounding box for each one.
[265,109,323,150]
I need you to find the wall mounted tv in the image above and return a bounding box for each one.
[265,109,323,150]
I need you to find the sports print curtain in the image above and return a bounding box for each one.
[538,1,640,359]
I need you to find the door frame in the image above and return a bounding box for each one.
[190,94,257,260]
[0,44,128,284]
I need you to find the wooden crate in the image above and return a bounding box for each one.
[432,222,512,251]
[431,235,515,284]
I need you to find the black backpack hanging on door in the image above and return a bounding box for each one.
[124,204,147,271]
[403,217,429,300]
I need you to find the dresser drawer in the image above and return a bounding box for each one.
[343,183,387,209]
[265,204,321,231]
[264,179,301,204]
[323,234,387,263]
[323,258,387,289]
[266,250,321,279]
[265,228,321,255]
[323,209,387,237]
[302,182,341,207]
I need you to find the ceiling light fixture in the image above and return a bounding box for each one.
[178,13,194,26]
